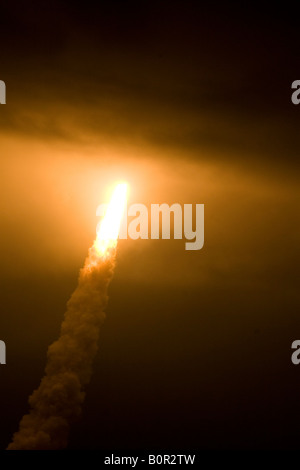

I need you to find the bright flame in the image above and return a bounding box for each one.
[94,183,128,257]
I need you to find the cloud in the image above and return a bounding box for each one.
[7,246,115,449]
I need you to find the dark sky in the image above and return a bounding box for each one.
[0,1,299,167]
[0,1,300,450]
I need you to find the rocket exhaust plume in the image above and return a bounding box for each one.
[7,183,128,450]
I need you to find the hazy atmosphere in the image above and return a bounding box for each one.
[0,2,299,450]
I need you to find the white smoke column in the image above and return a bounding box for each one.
[7,183,127,450]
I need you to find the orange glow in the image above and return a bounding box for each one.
[94,183,128,257]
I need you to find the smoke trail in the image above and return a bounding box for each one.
[7,245,116,450]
